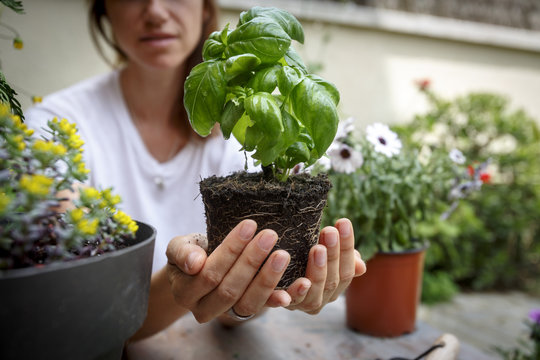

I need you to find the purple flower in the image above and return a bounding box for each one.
[529,309,540,325]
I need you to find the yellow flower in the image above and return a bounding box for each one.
[31,96,43,104]
[68,134,84,150]
[77,218,99,236]
[32,140,66,156]
[72,153,83,163]
[9,115,34,136]
[0,193,10,213]
[100,188,121,208]
[0,104,10,116]
[14,135,25,151]
[69,208,84,222]
[76,162,90,175]
[81,187,100,201]
[113,210,138,234]
[19,174,54,196]
[13,37,23,50]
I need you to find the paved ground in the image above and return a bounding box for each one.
[418,291,540,358]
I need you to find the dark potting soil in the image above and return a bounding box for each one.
[199,171,331,288]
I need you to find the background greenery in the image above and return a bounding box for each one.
[395,87,540,303]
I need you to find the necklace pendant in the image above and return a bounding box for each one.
[154,176,165,190]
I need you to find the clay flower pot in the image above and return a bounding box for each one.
[0,222,156,360]
[200,172,331,289]
[345,247,427,337]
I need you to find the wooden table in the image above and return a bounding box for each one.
[126,296,493,360]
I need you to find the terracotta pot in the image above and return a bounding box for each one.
[345,247,426,337]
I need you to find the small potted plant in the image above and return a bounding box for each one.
[0,108,156,359]
[318,118,488,336]
[184,7,339,288]
[496,308,540,359]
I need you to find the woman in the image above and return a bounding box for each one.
[25,0,366,341]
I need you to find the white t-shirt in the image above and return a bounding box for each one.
[25,71,248,272]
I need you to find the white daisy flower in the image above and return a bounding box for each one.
[449,148,466,164]
[335,117,355,141]
[328,142,363,174]
[314,154,331,171]
[366,123,402,157]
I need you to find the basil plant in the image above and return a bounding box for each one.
[184,7,340,181]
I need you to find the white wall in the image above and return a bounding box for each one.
[219,0,540,127]
[1,0,110,111]
[2,0,540,127]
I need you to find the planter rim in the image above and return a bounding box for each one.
[0,220,156,279]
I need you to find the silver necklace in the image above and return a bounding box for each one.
[153,135,181,190]
[128,108,182,190]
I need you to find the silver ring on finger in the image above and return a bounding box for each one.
[226,307,254,321]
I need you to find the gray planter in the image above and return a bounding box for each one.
[0,221,156,360]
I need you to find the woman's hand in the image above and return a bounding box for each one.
[165,220,293,324]
[278,218,366,314]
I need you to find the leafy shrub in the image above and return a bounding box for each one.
[396,83,540,294]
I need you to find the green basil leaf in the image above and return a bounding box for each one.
[244,122,264,151]
[184,60,227,137]
[286,141,310,163]
[238,6,304,44]
[307,74,340,106]
[298,130,314,149]
[281,108,301,148]
[231,112,254,146]
[248,65,280,93]
[290,77,339,158]
[283,47,308,73]
[202,39,225,61]
[277,66,303,97]
[220,100,245,139]
[226,17,291,65]
[225,54,261,81]
[244,92,283,138]
[252,109,300,166]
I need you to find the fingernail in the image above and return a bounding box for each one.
[338,220,352,238]
[298,281,311,295]
[185,252,201,271]
[271,252,289,273]
[315,247,326,267]
[239,220,257,241]
[281,293,292,307]
[325,230,338,248]
[258,231,276,251]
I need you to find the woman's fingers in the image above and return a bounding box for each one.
[283,277,312,307]
[195,229,279,320]
[318,226,341,303]
[287,244,327,313]
[233,249,291,316]
[166,234,208,275]
[166,220,257,311]
[330,219,360,302]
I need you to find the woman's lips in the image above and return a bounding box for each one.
[140,34,177,47]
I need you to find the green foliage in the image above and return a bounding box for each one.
[184,7,339,181]
[0,72,23,119]
[319,121,479,261]
[421,270,459,304]
[396,85,540,293]
[1,0,24,14]
[0,108,138,269]
[0,0,25,119]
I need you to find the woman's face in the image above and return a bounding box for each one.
[105,0,205,70]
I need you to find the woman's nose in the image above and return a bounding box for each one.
[144,0,169,25]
